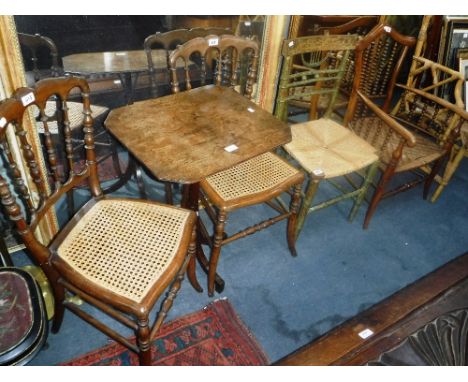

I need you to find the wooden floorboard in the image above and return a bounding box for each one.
[275,251,468,366]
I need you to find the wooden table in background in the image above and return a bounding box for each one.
[63,50,166,104]
[105,85,292,293]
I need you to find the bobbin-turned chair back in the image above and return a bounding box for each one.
[168,34,259,99]
[0,77,101,265]
[344,23,417,122]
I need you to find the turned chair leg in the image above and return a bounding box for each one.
[431,145,466,202]
[137,318,152,366]
[164,182,174,205]
[208,210,227,297]
[348,161,380,222]
[51,281,66,334]
[108,135,123,178]
[287,184,302,257]
[423,156,445,200]
[295,175,321,240]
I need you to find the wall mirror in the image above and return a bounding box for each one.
[1,15,288,254]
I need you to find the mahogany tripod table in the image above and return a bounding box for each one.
[105,85,292,293]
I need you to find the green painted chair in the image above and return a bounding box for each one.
[275,34,380,239]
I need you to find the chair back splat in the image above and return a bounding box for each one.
[169,34,259,99]
[0,76,197,365]
[17,32,63,83]
[144,27,231,97]
[275,34,360,121]
[344,23,417,123]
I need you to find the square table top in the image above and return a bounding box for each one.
[105,85,292,184]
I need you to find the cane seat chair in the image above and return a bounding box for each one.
[169,34,304,296]
[18,32,122,206]
[0,77,197,366]
[276,34,380,239]
[343,65,468,227]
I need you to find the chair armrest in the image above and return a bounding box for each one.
[356,90,417,147]
[396,84,468,121]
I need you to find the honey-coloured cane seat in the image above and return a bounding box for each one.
[0,77,198,366]
[201,152,303,209]
[34,100,108,134]
[51,198,193,308]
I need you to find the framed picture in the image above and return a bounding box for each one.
[438,17,468,99]
[457,48,468,111]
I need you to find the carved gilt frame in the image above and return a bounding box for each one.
[0,15,58,250]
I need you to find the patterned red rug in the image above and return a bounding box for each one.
[60,299,269,366]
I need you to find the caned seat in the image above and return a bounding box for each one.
[34,101,108,134]
[201,152,303,209]
[285,119,378,178]
[51,198,193,310]
[0,77,198,366]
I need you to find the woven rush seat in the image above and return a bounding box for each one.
[50,198,193,308]
[201,152,303,209]
[353,116,445,173]
[285,118,378,179]
[34,101,108,134]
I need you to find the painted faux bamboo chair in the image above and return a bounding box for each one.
[275,34,380,239]
[391,56,467,202]
[343,57,468,228]
[168,34,304,297]
[0,76,198,366]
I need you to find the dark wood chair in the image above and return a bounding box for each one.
[169,34,304,296]
[144,27,231,98]
[0,76,198,365]
[343,60,468,227]
[275,34,380,239]
[18,32,122,211]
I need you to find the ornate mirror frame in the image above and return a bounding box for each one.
[0,15,58,248]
